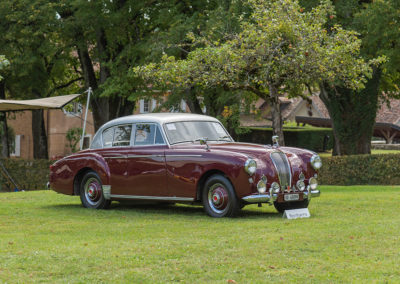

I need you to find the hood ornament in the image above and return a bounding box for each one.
[199,137,210,150]
[272,135,279,147]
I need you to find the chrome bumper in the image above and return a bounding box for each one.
[242,188,278,204]
[303,186,320,201]
[242,186,320,204]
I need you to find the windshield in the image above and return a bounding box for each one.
[164,121,232,145]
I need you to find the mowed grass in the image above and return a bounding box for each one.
[1,186,399,283]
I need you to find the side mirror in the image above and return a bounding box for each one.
[272,135,279,147]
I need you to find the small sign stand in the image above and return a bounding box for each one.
[283,208,310,219]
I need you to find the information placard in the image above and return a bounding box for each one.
[282,208,310,219]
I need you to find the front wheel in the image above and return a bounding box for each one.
[273,199,309,213]
[80,171,111,209]
[202,174,240,218]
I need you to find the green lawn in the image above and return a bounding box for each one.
[1,186,399,283]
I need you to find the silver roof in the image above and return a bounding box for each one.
[90,113,224,149]
[100,113,220,129]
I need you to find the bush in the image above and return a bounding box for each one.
[0,159,52,191]
[238,127,334,152]
[319,154,400,185]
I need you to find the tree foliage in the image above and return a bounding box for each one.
[301,0,399,155]
[0,0,82,159]
[134,0,376,145]
[0,56,10,81]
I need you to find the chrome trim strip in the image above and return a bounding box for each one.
[104,156,126,159]
[127,154,164,158]
[165,155,203,158]
[102,185,111,200]
[109,194,194,201]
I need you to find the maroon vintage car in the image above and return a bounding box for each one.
[49,113,321,217]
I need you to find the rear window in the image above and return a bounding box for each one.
[102,125,132,147]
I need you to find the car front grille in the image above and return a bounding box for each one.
[270,151,291,190]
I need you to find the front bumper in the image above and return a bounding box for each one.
[242,186,320,204]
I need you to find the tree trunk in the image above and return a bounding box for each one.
[0,81,9,157]
[185,87,203,114]
[269,84,285,146]
[109,95,135,119]
[32,109,48,159]
[319,69,381,155]
[77,35,136,132]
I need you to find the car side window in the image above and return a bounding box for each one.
[134,124,155,146]
[113,125,132,146]
[102,127,114,148]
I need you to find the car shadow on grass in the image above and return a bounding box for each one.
[44,202,282,219]
[112,202,281,219]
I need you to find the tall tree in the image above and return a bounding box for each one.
[0,0,81,159]
[57,0,213,131]
[302,0,399,155]
[0,56,10,157]
[134,0,375,145]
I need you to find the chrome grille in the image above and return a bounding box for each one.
[270,152,291,189]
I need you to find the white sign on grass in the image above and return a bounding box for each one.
[283,208,310,219]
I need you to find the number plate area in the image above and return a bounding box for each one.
[284,193,300,202]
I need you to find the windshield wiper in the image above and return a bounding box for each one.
[172,140,196,145]
[217,135,231,141]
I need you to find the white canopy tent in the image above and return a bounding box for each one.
[0,93,82,111]
[0,91,91,190]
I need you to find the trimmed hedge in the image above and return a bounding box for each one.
[0,153,398,191]
[0,159,52,191]
[319,154,400,185]
[239,127,334,152]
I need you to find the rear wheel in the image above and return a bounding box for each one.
[273,199,309,213]
[80,171,111,209]
[202,174,240,218]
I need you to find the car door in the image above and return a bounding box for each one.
[96,124,132,195]
[124,123,168,197]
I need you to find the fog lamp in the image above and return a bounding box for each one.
[309,177,318,190]
[257,180,267,194]
[296,180,306,191]
[271,182,280,194]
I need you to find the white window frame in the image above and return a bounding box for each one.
[139,99,150,113]
[10,135,21,157]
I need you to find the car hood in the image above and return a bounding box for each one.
[172,141,314,159]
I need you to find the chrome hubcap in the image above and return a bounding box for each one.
[208,183,229,214]
[84,178,102,206]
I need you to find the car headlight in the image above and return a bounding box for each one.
[257,180,267,194]
[271,182,280,194]
[296,180,306,191]
[309,177,318,190]
[244,159,257,176]
[310,154,322,170]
